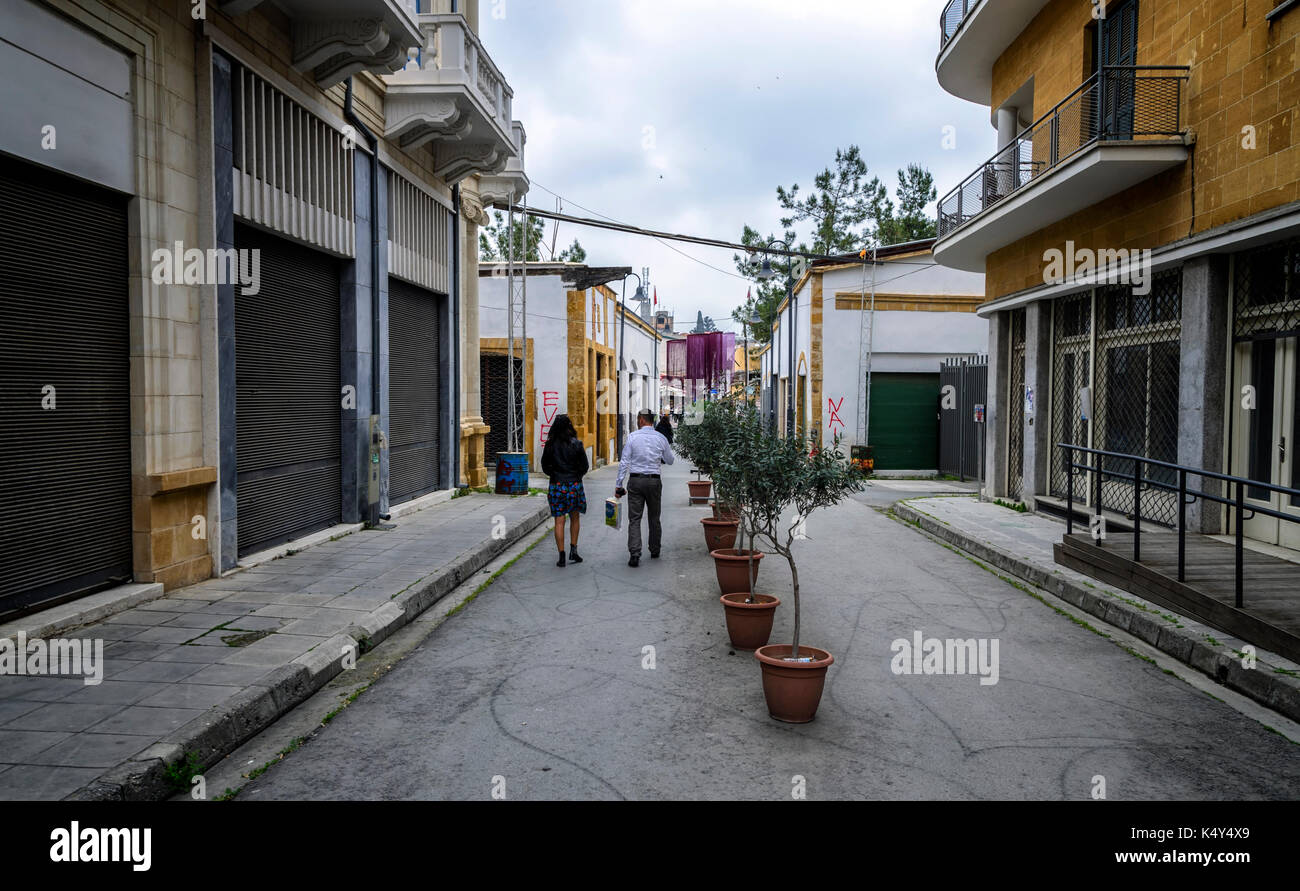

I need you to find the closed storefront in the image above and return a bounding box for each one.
[868,373,941,471]
[389,277,443,503]
[234,223,342,556]
[0,158,132,618]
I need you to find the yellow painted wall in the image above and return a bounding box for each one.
[985,0,1299,299]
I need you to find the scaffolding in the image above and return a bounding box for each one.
[856,245,879,445]
[505,192,527,453]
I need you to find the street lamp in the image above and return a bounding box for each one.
[616,271,644,458]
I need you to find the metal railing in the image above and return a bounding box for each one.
[939,0,974,51]
[938,66,1188,238]
[1060,443,1300,609]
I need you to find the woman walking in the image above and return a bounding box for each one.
[540,414,589,567]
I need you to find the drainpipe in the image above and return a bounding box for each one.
[344,78,385,525]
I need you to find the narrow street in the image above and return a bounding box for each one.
[238,460,1300,801]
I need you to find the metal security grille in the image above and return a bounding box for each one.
[0,158,132,619]
[939,356,987,481]
[481,354,523,463]
[1233,235,1300,341]
[1092,269,1182,525]
[1007,309,1026,499]
[1050,293,1093,499]
[231,61,355,256]
[234,224,342,556]
[388,278,442,504]
[387,169,451,294]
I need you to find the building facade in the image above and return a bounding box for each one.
[759,243,986,470]
[0,0,525,620]
[478,263,660,472]
[934,0,1300,549]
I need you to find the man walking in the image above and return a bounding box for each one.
[615,409,674,567]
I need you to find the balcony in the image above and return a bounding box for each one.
[934,67,1191,273]
[382,13,517,182]
[478,121,530,206]
[219,0,422,87]
[937,0,1052,104]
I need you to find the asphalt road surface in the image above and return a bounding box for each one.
[241,462,1300,800]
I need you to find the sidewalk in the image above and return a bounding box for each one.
[893,495,1300,723]
[0,489,558,800]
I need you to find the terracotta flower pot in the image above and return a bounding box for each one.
[754,645,834,723]
[701,517,739,551]
[709,548,763,595]
[720,593,780,650]
[687,480,713,504]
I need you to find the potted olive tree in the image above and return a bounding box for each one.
[709,402,777,648]
[748,430,864,722]
[673,400,722,505]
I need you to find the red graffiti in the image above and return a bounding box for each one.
[541,391,559,443]
[828,396,845,433]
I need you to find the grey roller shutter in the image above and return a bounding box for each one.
[388,277,442,503]
[0,157,132,619]
[234,224,341,556]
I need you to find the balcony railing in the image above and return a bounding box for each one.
[939,0,976,52]
[938,66,1188,239]
[406,13,513,136]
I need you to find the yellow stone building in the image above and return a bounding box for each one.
[934,0,1300,550]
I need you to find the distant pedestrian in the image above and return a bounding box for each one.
[655,413,674,444]
[541,414,589,568]
[614,409,674,567]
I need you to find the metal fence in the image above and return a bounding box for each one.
[939,355,988,481]
[1007,309,1026,499]
[1093,270,1183,525]
[938,67,1188,238]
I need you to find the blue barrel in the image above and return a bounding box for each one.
[494,452,530,495]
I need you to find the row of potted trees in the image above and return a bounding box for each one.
[673,398,863,723]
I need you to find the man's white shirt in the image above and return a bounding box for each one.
[617,425,674,488]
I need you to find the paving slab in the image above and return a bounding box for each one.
[0,489,556,800]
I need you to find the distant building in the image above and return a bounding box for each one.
[760,240,986,471]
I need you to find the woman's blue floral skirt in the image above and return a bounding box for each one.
[547,481,587,517]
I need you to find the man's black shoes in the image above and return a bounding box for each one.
[628,556,640,568]
[650,551,660,559]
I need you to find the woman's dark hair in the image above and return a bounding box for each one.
[548,414,578,443]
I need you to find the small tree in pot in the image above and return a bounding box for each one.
[747,429,864,722]
[708,402,781,648]
[673,399,731,505]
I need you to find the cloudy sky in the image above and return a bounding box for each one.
[478,0,993,333]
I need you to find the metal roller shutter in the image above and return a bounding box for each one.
[0,158,132,619]
[235,224,341,556]
[388,277,442,503]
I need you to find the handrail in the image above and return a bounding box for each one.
[1058,443,1300,610]
[939,0,973,52]
[938,66,1189,238]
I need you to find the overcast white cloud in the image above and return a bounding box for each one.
[479,0,994,332]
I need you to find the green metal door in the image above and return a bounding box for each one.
[868,373,940,471]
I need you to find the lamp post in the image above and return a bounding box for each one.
[756,239,795,436]
[617,271,644,458]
